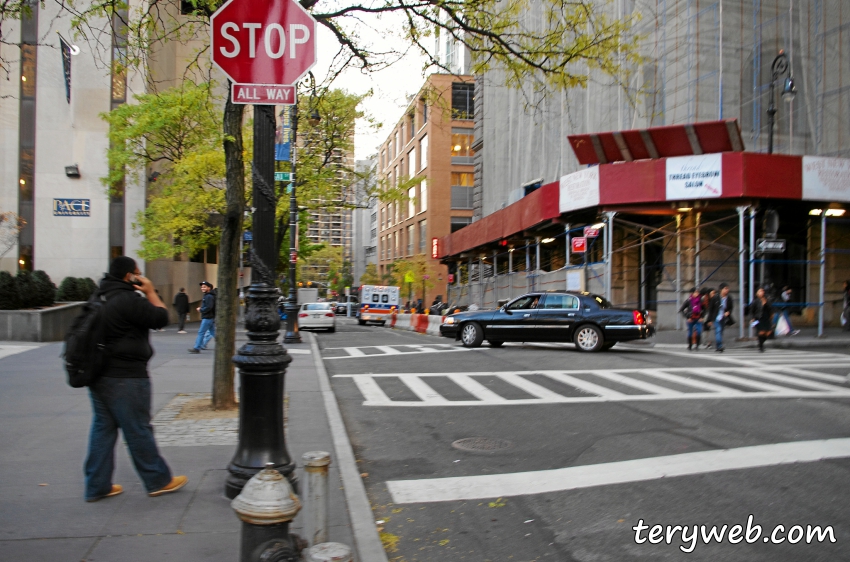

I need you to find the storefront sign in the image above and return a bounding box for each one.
[571,237,587,253]
[559,167,600,214]
[803,156,850,202]
[665,154,722,200]
[53,198,90,216]
[583,227,599,238]
[431,237,439,259]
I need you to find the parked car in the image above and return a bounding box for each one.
[298,302,336,332]
[439,291,653,352]
[334,301,358,315]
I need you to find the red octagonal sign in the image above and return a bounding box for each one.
[211,0,317,85]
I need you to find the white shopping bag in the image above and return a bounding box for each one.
[775,314,790,337]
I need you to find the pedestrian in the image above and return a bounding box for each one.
[84,256,187,502]
[173,287,189,334]
[842,280,850,331]
[700,287,714,348]
[749,287,774,352]
[188,281,215,353]
[679,287,705,351]
[707,283,735,352]
[777,286,800,336]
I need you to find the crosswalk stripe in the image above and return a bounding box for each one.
[588,370,683,396]
[732,368,849,392]
[542,372,627,398]
[351,377,390,403]
[343,347,366,357]
[497,373,569,400]
[773,366,849,384]
[671,370,796,393]
[375,346,403,355]
[400,376,450,403]
[637,369,742,394]
[451,374,509,402]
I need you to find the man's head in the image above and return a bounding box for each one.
[719,282,729,296]
[689,287,699,296]
[179,287,185,293]
[200,281,213,293]
[110,256,140,283]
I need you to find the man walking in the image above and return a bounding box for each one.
[173,287,189,334]
[85,256,187,502]
[708,282,734,352]
[188,281,215,353]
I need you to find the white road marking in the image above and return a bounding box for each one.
[286,349,312,355]
[387,438,850,503]
[325,344,467,360]
[0,344,45,360]
[342,347,366,357]
[335,367,850,406]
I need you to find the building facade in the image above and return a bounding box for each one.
[376,74,474,306]
[350,158,378,286]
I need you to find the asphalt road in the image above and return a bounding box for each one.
[315,318,850,561]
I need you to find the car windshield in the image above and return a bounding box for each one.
[304,303,330,310]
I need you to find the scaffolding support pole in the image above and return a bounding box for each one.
[737,206,747,340]
[818,211,826,338]
[605,212,616,301]
[479,255,484,308]
[749,207,757,338]
[535,236,541,292]
[695,212,701,288]
[508,247,513,276]
[493,251,498,304]
[640,228,646,310]
[525,241,531,292]
[565,224,571,290]
[676,214,682,331]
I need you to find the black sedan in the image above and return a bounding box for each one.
[439,291,653,352]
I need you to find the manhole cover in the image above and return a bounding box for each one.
[452,437,513,452]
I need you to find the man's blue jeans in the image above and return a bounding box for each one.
[686,319,702,344]
[85,377,171,500]
[714,321,725,350]
[193,318,215,350]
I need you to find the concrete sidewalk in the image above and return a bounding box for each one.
[0,327,371,562]
[649,323,850,350]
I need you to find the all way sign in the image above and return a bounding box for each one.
[232,84,296,105]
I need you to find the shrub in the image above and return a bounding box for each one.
[79,277,97,300]
[0,272,19,310]
[16,271,39,308]
[31,270,56,307]
[56,277,79,301]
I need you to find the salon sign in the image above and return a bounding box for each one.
[53,198,91,217]
[665,154,722,200]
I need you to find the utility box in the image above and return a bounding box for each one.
[297,288,319,304]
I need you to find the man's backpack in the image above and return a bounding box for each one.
[63,292,110,388]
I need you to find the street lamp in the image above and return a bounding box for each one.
[767,50,797,154]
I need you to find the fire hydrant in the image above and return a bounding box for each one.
[231,463,306,562]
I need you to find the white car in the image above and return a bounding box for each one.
[298,302,336,332]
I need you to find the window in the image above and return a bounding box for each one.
[452,172,474,186]
[422,100,428,123]
[420,181,427,213]
[451,172,474,209]
[408,187,416,216]
[419,135,428,170]
[419,220,427,253]
[395,202,400,224]
[407,225,414,255]
[408,112,415,140]
[380,150,385,170]
[372,294,380,303]
[396,130,401,153]
[451,216,471,233]
[380,207,385,229]
[508,295,539,310]
[408,148,417,175]
[387,203,392,226]
[381,236,385,260]
[451,128,474,163]
[394,231,399,259]
[382,294,389,303]
[111,10,128,107]
[393,165,398,187]
[452,83,474,119]
[206,244,218,264]
[541,294,579,309]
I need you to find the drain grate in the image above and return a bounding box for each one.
[452,437,514,453]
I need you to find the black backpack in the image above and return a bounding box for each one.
[63,291,111,388]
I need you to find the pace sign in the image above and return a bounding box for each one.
[211,0,317,87]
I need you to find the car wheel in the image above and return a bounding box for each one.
[488,340,504,347]
[328,326,336,333]
[460,322,484,348]
[574,325,603,352]
[601,342,616,350]
[358,320,365,326]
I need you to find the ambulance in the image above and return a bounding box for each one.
[358,285,400,326]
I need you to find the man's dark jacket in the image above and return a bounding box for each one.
[200,290,216,320]
[707,293,735,326]
[173,291,189,315]
[99,275,168,378]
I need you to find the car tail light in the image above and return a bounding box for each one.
[633,310,645,325]
[298,313,308,318]
[325,312,334,318]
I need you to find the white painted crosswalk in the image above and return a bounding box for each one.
[322,343,466,360]
[335,366,850,406]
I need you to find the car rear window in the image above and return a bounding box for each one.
[304,303,330,310]
[593,296,613,308]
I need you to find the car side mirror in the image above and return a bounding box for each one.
[502,307,512,315]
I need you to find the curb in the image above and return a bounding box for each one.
[307,332,389,562]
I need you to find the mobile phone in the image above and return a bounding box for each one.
[131,277,143,286]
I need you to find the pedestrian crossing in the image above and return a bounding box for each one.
[334,365,850,406]
[322,343,467,360]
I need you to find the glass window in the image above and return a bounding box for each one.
[419,135,428,170]
[508,295,539,310]
[305,303,331,310]
[541,294,579,309]
[451,186,473,209]
[451,129,473,159]
[396,130,401,153]
[407,225,414,255]
[420,181,427,213]
[20,44,36,98]
[419,220,427,253]
[451,216,471,233]
[382,294,389,303]
[408,148,417,175]
[451,83,474,119]
[408,187,416,216]
[422,100,428,123]
[451,172,474,186]
[394,231,399,258]
[408,112,415,140]
[372,294,380,303]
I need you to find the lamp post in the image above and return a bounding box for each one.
[766,50,797,154]
[283,105,321,344]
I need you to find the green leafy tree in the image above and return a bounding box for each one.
[359,263,380,286]
[0,272,19,310]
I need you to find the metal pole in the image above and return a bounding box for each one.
[749,207,756,338]
[227,104,295,498]
[302,451,331,547]
[640,227,646,310]
[493,251,498,303]
[284,103,302,344]
[565,223,571,290]
[479,256,484,307]
[535,237,541,293]
[767,76,777,154]
[695,212,701,288]
[819,213,826,337]
[676,214,682,330]
[737,206,747,340]
[525,241,531,292]
[605,212,616,301]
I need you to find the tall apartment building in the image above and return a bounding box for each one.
[350,158,378,286]
[376,74,474,305]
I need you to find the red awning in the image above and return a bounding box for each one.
[568,119,745,165]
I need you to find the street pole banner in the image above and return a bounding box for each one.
[232,83,296,104]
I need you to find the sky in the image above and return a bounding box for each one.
[312,14,433,161]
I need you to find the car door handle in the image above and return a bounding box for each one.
[568,313,575,317]
[523,313,531,318]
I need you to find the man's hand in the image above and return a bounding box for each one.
[135,275,166,309]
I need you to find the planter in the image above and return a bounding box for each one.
[0,302,86,342]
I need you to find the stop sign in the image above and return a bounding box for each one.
[211,0,317,85]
